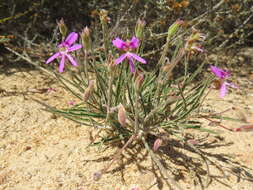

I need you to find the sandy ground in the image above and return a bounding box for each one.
[0,60,253,190]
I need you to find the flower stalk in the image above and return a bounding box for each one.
[105,54,114,125]
[99,9,110,57]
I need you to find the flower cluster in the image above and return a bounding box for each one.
[46,34,146,74]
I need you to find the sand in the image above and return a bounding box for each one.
[0,61,253,190]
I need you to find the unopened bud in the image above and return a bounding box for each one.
[153,138,163,152]
[81,26,92,52]
[135,19,146,39]
[167,19,184,39]
[57,18,68,38]
[99,9,110,24]
[83,80,95,102]
[107,53,115,69]
[118,104,126,127]
[135,72,144,91]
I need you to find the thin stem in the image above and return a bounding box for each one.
[101,21,109,57]
[134,85,140,134]
[201,116,233,131]
[101,134,137,174]
[105,66,113,124]
[197,87,212,113]
[83,50,88,79]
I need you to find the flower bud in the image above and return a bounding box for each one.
[81,26,92,52]
[99,9,110,24]
[118,104,126,127]
[153,138,163,152]
[83,80,95,102]
[57,18,68,38]
[107,53,115,69]
[167,19,184,39]
[135,72,144,91]
[135,19,146,39]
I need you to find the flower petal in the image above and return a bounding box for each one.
[115,53,127,65]
[68,44,82,52]
[210,65,230,79]
[128,57,136,73]
[220,82,227,98]
[59,55,65,73]
[112,37,126,50]
[46,52,60,64]
[128,52,146,64]
[191,45,204,52]
[225,81,238,89]
[65,54,78,66]
[129,36,139,49]
[65,32,78,46]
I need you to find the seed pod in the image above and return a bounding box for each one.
[135,72,144,91]
[81,26,92,52]
[167,19,184,39]
[107,53,115,70]
[153,138,163,152]
[83,80,95,102]
[57,18,67,38]
[135,18,146,39]
[99,9,110,24]
[118,104,126,127]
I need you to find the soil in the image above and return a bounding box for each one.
[0,51,253,190]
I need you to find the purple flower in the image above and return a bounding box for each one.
[112,36,146,73]
[46,32,82,72]
[210,65,238,98]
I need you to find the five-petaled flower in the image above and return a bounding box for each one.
[46,32,82,72]
[112,36,146,73]
[210,65,238,98]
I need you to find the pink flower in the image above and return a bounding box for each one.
[210,65,238,98]
[46,32,82,72]
[68,100,75,105]
[112,36,146,73]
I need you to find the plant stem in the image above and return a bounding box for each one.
[101,21,109,57]
[105,66,113,124]
[101,134,137,174]
[83,50,88,79]
[134,86,140,134]
[141,136,183,190]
